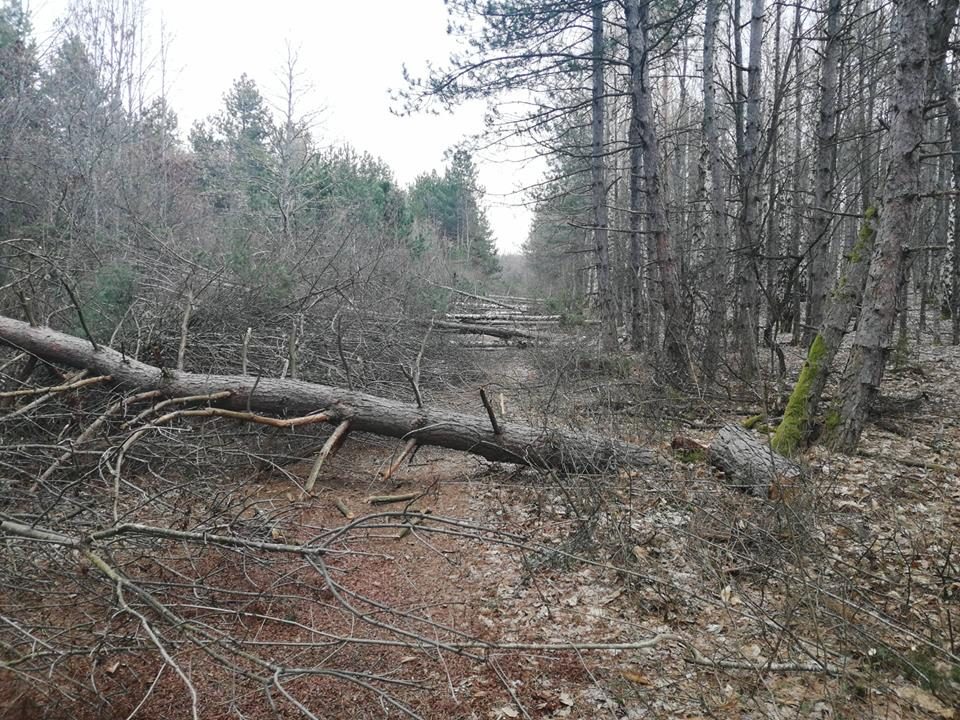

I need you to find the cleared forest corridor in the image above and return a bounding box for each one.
[3,0,960,717]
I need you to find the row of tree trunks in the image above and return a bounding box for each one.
[929,0,960,344]
[772,0,959,456]
[0,316,651,473]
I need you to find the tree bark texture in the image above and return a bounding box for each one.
[806,0,843,344]
[832,0,929,451]
[592,1,618,352]
[0,316,659,473]
[699,0,729,381]
[734,0,764,379]
[627,8,645,352]
[708,424,802,497]
[763,2,783,348]
[625,0,689,382]
[787,2,807,342]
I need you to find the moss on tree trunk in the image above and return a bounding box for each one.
[771,208,877,456]
[771,333,827,455]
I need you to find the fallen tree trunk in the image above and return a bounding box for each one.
[672,424,803,498]
[432,319,545,342]
[448,313,563,323]
[707,425,802,498]
[0,316,655,473]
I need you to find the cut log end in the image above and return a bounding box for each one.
[706,424,803,498]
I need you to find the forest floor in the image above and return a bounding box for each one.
[2,337,959,719]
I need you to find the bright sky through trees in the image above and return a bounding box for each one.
[28,0,538,252]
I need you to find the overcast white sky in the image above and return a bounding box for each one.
[27,0,539,253]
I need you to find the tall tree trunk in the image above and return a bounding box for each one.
[626,0,689,381]
[855,0,880,213]
[671,40,693,281]
[700,0,729,380]
[734,0,764,379]
[628,30,645,351]
[592,0,618,352]
[763,1,783,356]
[949,71,960,345]
[829,0,930,451]
[805,0,843,346]
[787,1,806,344]
[928,0,960,343]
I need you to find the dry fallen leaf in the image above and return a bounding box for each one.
[719,585,740,605]
[621,669,652,685]
[809,700,834,719]
[104,660,120,675]
[894,685,955,718]
[711,695,740,712]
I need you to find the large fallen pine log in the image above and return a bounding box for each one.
[0,316,656,473]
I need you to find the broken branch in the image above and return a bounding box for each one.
[305,419,352,492]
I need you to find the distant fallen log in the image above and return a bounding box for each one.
[432,319,545,342]
[0,316,655,473]
[429,283,524,310]
[486,294,544,304]
[448,313,563,323]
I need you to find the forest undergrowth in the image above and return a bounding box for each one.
[2,329,958,720]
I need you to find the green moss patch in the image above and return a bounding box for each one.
[771,333,827,456]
